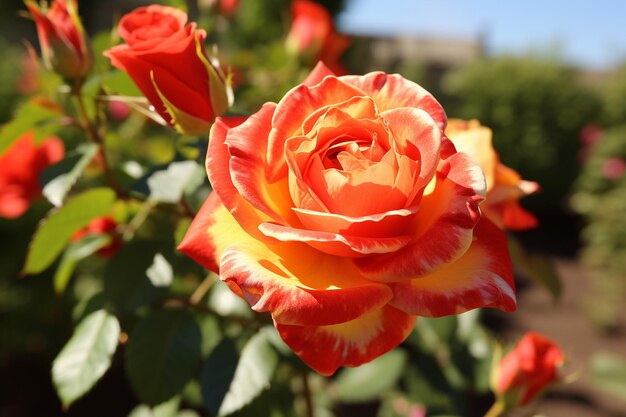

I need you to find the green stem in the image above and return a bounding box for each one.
[189,274,216,305]
[484,400,506,417]
[122,199,157,241]
[72,89,128,198]
[301,371,314,417]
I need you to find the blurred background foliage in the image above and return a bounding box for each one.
[1,0,626,416]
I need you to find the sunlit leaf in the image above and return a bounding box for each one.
[52,309,120,407]
[146,253,173,288]
[202,332,278,416]
[146,160,204,203]
[334,349,407,403]
[23,188,116,275]
[127,396,181,417]
[54,234,112,295]
[41,143,99,207]
[126,309,202,406]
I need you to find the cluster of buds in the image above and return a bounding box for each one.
[26,0,231,136]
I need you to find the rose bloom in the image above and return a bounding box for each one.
[179,63,516,375]
[104,5,229,136]
[286,0,350,75]
[445,119,540,230]
[26,0,93,80]
[494,332,564,406]
[0,132,64,218]
[71,216,122,257]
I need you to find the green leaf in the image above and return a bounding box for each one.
[103,241,168,313]
[126,309,202,406]
[334,349,407,403]
[0,98,63,156]
[218,332,278,416]
[202,332,278,416]
[147,161,204,203]
[54,234,112,295]
[52,309,120,407]
[41,143,99,207]
[589,352,626,402]
[146,253,173,288]
[201,339,239,416]
[23,188,116,275]
[127,396,181,417]
[101,69,143,97]
[508,236,562,301]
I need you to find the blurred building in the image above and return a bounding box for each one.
[346,33,485,86]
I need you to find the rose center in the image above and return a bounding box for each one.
[319,134,385,171]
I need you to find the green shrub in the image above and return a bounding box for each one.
[601,62,626,126]
[442,56,601,211]
[571,124,626,330]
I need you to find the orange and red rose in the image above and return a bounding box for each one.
[104,5,229,136]
[179,63,516,375]
[286,0,350,75]
[494,332,564,407]
[445,119,540,230]
[0,132,64,219]
[26,0,93,81]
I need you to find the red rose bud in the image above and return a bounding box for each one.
[0,132,64,218]
[103,5,231,136]
[26,0,93,81]
[286,0,350,75]
[71,216,122,257]
[494,332,564,407]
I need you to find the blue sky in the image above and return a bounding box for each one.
[338,0,626,70]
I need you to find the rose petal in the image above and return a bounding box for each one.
[0,190,31,218]
[382,108,442,189]
[306,151,413,217]
[223,103,299,227]
[219,236,394,326]
[105,42,214,123]
[207,114,281,240]
[179,195,394,325]
[177,192,232,272]
[389,217,516,316]
[445,119,498,191]
[275,305,416,375]
[258,221,412,257]
[267,76,367,180]
[483,200,539,231]
[302,61,336,87]
[292,206,418,237]
[300,96,380,135]
[340,72,447,130]
[356,151,486,281]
